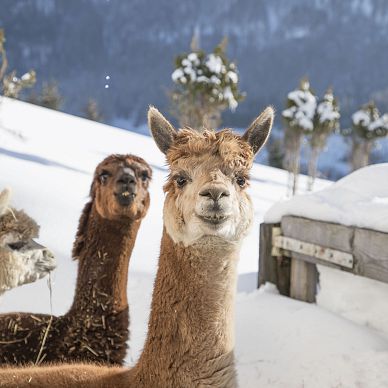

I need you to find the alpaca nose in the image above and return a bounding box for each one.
[199,187,230,202]
[117,174,136,188]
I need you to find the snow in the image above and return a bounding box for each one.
[352,109,371,127]
[205,53,223,74]
[171,68,184,82]
[226,70,238,83]
[1,97,388,387]
[264,163,388,233]
[282,88,317,131]
[352,107,388,134]
[20,72,32,82]
[369,114,388,132]
[223,86,238,111]
[317,98,340,124]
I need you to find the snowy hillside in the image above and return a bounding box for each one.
[1,98,388,387]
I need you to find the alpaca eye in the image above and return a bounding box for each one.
[176,176,187,188]
[236,176,246,187]
[8,241,27,250]
[99,172,110,184]
[141,171,149,182]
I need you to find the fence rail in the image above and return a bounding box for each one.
[258,216,388,302]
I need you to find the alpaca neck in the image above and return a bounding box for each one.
[70,205,141,314]
[133,230,239,386]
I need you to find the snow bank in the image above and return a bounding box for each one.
[265,163,388,233]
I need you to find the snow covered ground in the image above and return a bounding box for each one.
[1,98,388,387]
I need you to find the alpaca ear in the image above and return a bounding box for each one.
[242,106,274,155]
[0,188,12,216]
[148,106,177,154]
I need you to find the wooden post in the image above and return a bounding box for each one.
[290,258,318,303]
[276,256,291,297]
[258,223,277,286]
[258,223,290,296]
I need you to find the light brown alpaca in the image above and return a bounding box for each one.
[0,106,273,388]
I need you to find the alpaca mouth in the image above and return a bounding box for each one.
[115,191,136,206]
[197,214,229,226]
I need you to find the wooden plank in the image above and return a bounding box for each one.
[287,251,354,273]
[353,228,388,283]
[290,258,318,303]
[273,235,353,268]
[281,216,354,253]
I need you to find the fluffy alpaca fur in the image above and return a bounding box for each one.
[0,188,55,295]
[0,106,273,387]
[0,155,152,366]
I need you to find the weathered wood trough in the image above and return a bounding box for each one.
[258,215,388,303]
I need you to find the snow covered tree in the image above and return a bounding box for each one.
[282,78,317,195]
[307,88,340,190]
[83,99,103,122]
[169,37,244,130]
[349,101,388,171]
[0,29,36,99]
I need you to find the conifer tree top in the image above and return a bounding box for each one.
[352,102,388,140]
[171,39,243,111]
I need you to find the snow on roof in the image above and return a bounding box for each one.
[264,163,388,233]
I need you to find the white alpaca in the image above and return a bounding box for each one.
[0,188,56,294]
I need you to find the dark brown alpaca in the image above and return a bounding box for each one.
[0,154,152,366]
[0,106,273,388]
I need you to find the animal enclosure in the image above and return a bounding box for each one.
[258,216,388,302]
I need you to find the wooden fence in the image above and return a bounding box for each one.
[258,216,388,302]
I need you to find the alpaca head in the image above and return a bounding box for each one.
[148,107,273,246]
[90,154,152,221]
[0,188,56,288]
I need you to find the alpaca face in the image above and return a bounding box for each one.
[92,155,152,221]
[0,189,56,291]
[163,149,255,245]
[148,107,274,246]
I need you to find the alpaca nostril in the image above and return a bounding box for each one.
[199,189,212,198]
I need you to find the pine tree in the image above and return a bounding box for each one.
[0,29,36,140]
[307,88,340,190]
[267,137,285,169]
[29,81,63,111]
[282,77,317,195]
[348,101,388,170]
[83,99,103,122]
[0,29,36,99]
[169,35,244,130]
